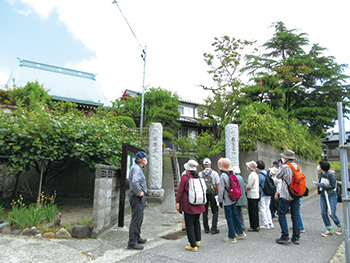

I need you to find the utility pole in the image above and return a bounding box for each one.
[337,102,350,263]
[140,46,147,131]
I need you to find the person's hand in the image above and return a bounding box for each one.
[176,203,180,212]
[138,191,145,197]
[274,192,279,200]
[219,202,223,208]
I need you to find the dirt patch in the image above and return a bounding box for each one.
[160,230,187,240]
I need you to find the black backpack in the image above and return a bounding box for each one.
[202,170,216,195]
[260,171,276,196]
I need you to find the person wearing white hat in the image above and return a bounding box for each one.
[176,160,205,252]
[245,160,260,231]
[199,158,220,234]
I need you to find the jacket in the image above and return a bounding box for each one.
[176,172,205,215]
[129,163,147,196]
[245,171,259,199]
[217,171,236,206]
[258,169,267,197]
[318,171,336,197]
[236,174,247,206]
[276,160,296,200]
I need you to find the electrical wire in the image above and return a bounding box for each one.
[112,0,144,53]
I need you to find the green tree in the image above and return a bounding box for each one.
[0,82,141,194]
[245,21,350,136]
[115,87,181,141]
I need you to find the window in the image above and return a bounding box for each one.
[178,106,184,115]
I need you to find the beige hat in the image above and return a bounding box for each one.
[281,149,296,160]
[270,167,278,175]
[233,166,241,174]
[203,158,211,165]
[246,161,257,171]
[217,158,233,172]
[184,160,198,171]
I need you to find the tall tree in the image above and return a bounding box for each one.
[245,21,350,135]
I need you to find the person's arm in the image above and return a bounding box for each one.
[217,175,225,203]
[246,174,253,190]
[176,174,186,204]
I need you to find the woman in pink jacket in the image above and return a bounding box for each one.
[176,160,205,252]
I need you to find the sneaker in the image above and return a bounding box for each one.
[210,229,220,234]
[236,232,247,240]
[248,227,259,232]
[138,238,147,244]
[275,237,291,245]
[291,238,300,245]
[260,224,271,230]
[336,227,343,235]
[196,241,201,247]
[300,228,306,233]
[185,245,198,252]
[321,231,334,237]
[269,223,275,229]
[224,237,237,243]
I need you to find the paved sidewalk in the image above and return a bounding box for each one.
[0,192,346,262]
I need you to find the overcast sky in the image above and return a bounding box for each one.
[1,0,349,131]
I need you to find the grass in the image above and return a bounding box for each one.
[328,161,350,170]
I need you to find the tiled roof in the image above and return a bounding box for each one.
[6,58,111,107]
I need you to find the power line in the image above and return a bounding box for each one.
[112,0,144,53]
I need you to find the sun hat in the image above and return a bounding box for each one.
[233,166,241,174]
[280,149,296,160]
[136,151,149,158]
[203,158,211,165]
[184,160,198,171]
[217,158,233,172]
[246,161,257,171]
[270,167,278,175]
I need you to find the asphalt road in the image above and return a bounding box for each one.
[0,192,346,263]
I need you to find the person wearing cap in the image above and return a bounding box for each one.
[217,158,246,243]
[245,160,260,231]
[233,166,247,230]
[275,149,301,245]
[127,151,149,250]
[176,160,205,252]
[199,158,220,234]
[316,160,342,237]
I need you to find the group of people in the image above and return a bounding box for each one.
[127,150,343,252]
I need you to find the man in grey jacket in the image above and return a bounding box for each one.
[275,149,301,245]
[127,151,149,250]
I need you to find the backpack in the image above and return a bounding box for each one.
[186,173,207,205]
[259,171,276,196]
[286,163,308,199]
[226,173,242,202]
[202,170,216,195]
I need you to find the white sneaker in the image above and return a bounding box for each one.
[260,224,271,230]
[336,227,342,235]
[269,223,275,229]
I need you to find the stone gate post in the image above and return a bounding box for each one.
[147,123,164,201]
[225,124,239,167]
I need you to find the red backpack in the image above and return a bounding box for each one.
[286,163,308,198]
[227,173,242,202]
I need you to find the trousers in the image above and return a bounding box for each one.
[128,192,146,246]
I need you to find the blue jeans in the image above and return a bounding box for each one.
[320,192,341,229]
[298,198,304,230]
[278,198,300,240]
[224,204,243,239]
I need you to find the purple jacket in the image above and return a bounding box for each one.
[176,172,205,215]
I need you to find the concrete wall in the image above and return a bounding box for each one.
[239,142,318,192]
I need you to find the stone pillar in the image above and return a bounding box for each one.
[225,124,239,167]
[92,164,119,238]
[147,123,164,201]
